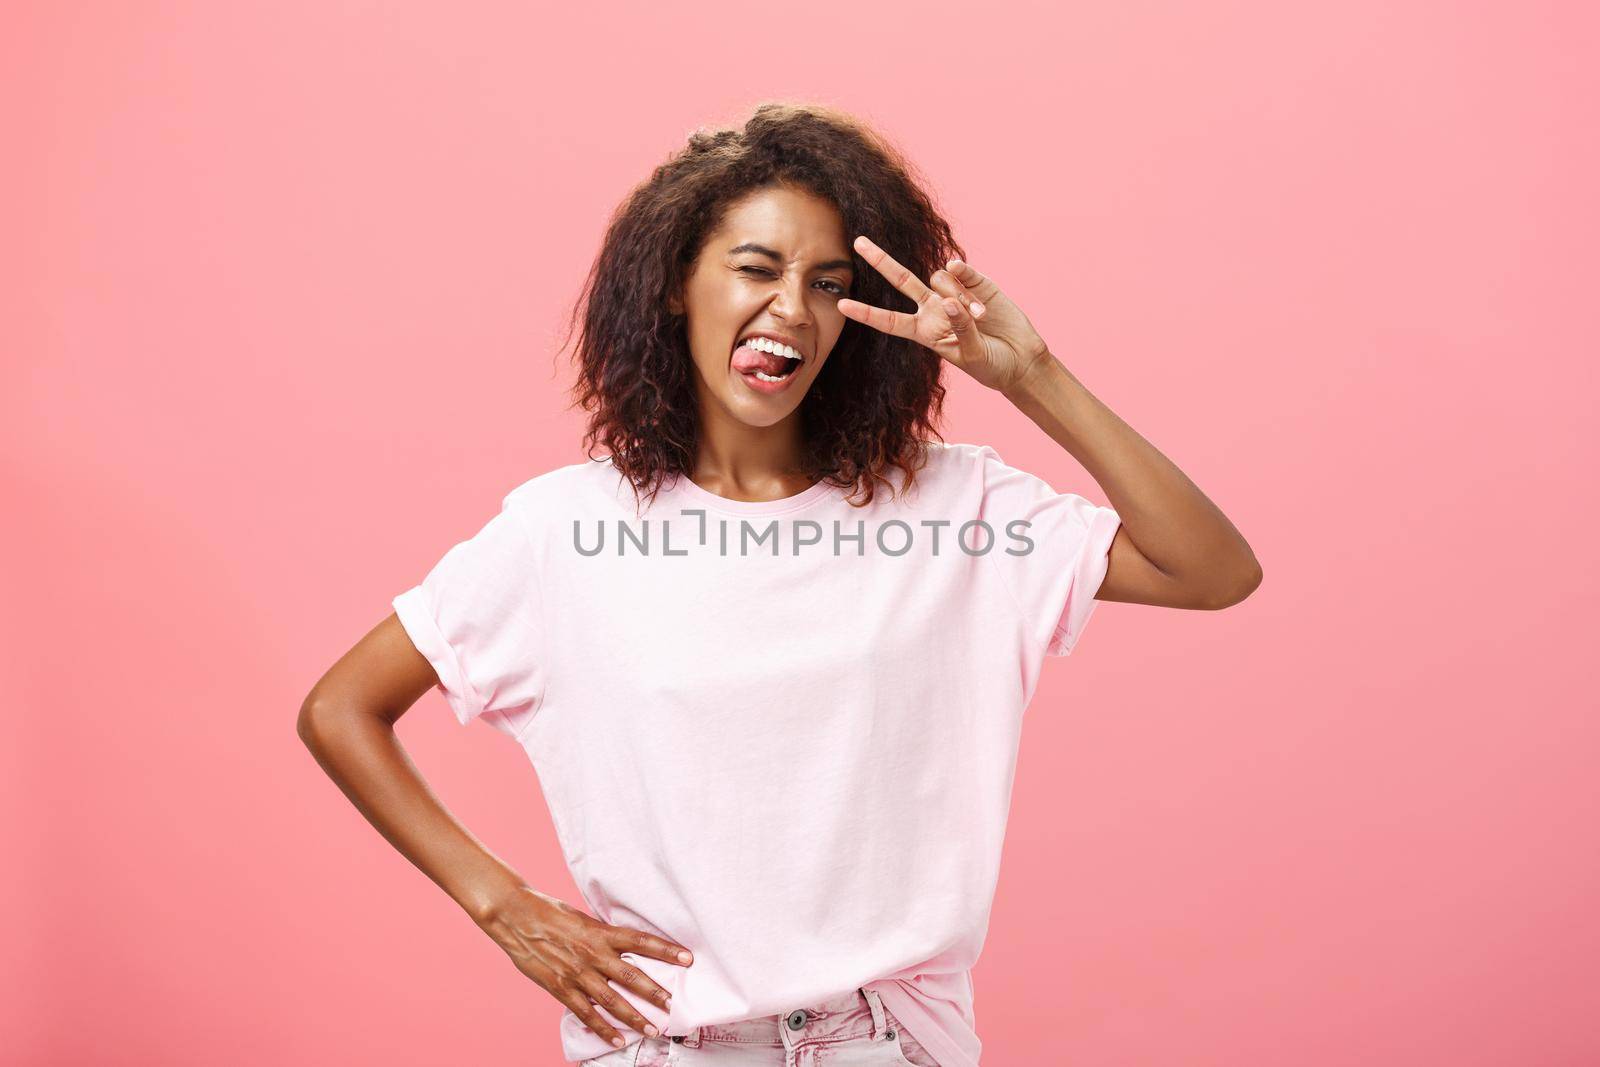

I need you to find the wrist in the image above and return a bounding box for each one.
[1002,348,1066,404]
[459,866,535,927]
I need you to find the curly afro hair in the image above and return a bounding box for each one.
[558,101,965,514]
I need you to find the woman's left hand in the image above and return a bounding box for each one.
[839,235,1053,394]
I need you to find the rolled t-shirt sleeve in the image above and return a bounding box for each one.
[391,490,547,738]
[975,444,1122,657]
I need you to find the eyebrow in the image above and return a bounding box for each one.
[728,242,855,274]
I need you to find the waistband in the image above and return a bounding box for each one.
[669,986,895,1053]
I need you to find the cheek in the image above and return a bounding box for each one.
[699,287,757,335]
[822,310,850,350]
[687,290,734,340]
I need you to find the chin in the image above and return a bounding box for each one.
[726,396,801,428]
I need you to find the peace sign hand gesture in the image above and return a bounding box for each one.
[839,235,1053,395]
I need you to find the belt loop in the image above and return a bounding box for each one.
[685,1024,703,1048]
[861,987,888,1040]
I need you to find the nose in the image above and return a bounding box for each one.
[768,274,813,331]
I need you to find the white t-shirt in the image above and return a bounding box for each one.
[392,440,1122,1066]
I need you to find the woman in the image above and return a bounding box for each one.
[299,102,1261,1067]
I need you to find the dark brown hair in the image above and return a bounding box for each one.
[558,101,964,512]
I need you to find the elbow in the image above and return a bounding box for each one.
[297,694,327,749]
[1203,555,1263,610]
[297,691,352,751]
[299,691,392,752]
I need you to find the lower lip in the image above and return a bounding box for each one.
[732,360,802,396]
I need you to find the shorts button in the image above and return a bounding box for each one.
[671,1036,684,1043]
[786,1009,808,1030]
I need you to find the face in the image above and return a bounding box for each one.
[668,184,855,428]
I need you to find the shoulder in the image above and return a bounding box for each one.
[880,440,999,512]
[925,440,998,467]
[907,439,1004,486]
[930,439,1059,484]
[501,454,626,529]
[912,440,1078,512]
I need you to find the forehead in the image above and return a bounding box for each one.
[708,185,850,261]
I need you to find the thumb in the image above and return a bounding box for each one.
[941,298,985,366]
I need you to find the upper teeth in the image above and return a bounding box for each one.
[743,337,803,361]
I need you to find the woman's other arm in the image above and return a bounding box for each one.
[296,614,692,1051]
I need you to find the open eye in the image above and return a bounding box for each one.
[739,266,846,296]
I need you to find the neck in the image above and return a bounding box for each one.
[691,392,812,501]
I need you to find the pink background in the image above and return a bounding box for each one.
[7,2,1597,1064]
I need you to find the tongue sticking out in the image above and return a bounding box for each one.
[732,344,793,377]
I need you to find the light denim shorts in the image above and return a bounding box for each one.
[579,986,941,1066]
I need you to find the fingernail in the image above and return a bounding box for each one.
[612,1036,625,1048]
[645,1024,659,1037]
[970,301,985,316]
[943,299,962,317]
[678,951,693,963]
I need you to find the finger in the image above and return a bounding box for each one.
[580,970,660,1038]
[607,926,694,968]
[837,297,919,340]
[605,950,674,1011]
[938,296,985,366]
[944,257,1000,307]
[854,235,936,309]
[928,269,984,319]
[558,986,629,1050]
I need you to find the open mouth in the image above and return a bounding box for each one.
[731,338,804,384]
